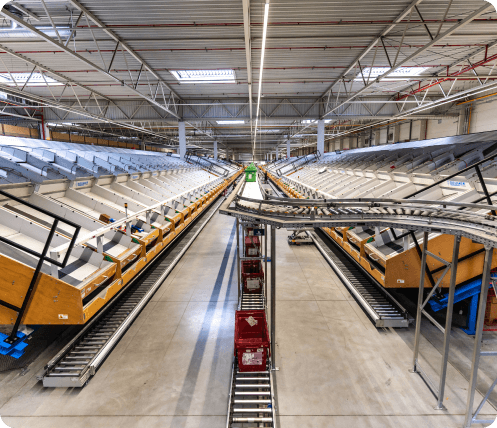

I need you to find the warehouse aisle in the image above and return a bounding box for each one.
[271,230,495,428]
[0,213,495,427]
[0,213,239,428]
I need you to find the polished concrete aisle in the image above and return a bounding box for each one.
[0,212,495,427]
[271,230,495,428]
[0,213,240,428]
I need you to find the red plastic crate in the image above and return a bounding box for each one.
[241,260,264,293]
[241,260,263,274]
[235,310,270,372]
[245,236,261,257]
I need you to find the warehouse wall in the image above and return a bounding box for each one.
[0,123,169,153]
[0,124,39,139]
[426,117,459,139]
[50,131,170,152]
[469,97,497,134]
[0,123,173,153]
[399,123,411,141]
[326,94,497,151]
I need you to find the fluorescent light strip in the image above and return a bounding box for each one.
[253,0,270,157]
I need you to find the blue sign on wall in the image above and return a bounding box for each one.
[448,181,466,187]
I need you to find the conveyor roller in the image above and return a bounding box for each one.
[41,195,226,387]
[309,229,409,328]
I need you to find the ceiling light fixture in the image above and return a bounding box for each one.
[253,0,270,159]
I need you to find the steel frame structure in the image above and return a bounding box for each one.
[221,178,497,426]
[0,1,495,157]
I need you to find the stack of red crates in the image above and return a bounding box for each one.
[234,310,270,372]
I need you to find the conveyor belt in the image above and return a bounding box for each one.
[227,248,277,427]
[240,292,265,311]
[40,194,227,388]
[266,180,285,199]
[222,182,497,248]
[227,365,277,428]
[265,171,409,328]
[309,229,409,328]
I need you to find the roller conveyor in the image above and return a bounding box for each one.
[227,366,276,427]
[269,140,497,290]
[41,193,227,387]
[309,230,409,328]
[227,274,276,428]
[264,170,409,328]
[227,171,277,428]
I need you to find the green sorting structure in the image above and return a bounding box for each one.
[245,163,257,182]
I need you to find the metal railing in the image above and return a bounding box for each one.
[0,189,81,343]
[403,152,497,289]
[275,151,321,177]
[185,152,231,177]
[49,177,224,258]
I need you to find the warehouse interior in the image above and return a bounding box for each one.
[1,1,497,427]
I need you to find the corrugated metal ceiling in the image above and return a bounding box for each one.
[0,0,495,149]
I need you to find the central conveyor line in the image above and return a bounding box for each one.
[226,171,277,428]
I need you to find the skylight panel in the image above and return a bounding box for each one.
[171,69,236,84]
[0,18,72,39]
[217,120,245,125]
[302,119,331,124]
[0,72,63,86]
[355,67,429,81]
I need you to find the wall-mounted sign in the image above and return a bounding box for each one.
[448,181,466,187]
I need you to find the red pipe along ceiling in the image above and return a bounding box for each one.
[5,78,493,91]
[74,18,497,29]
[3,44,490,55]
[0,65,450,73]
[396,52,497,101]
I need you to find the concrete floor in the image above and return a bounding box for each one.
[0,212,496,427]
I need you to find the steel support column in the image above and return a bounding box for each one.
[464,247,495,427]
[236,218,241,307]
[214,141,218,160]
[436,235,461,410]
[410,234,461,409]
[412,231,429,371]
[317,119,325,155]
[270,224,276,370]
[270,226,276,370]
[178,121,186,160]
